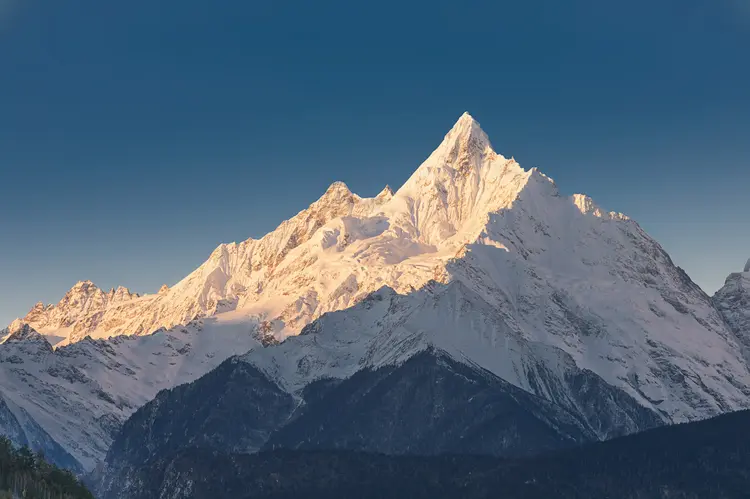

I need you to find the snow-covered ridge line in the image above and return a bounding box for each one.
[4,112,750,475]
[5,112,556,345]
[0,313,263,470]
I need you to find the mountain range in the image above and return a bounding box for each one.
[1,114,748,496]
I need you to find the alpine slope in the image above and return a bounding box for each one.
[3,113,750,475]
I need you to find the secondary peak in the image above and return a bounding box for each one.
[376,185,394,199]
[324,181,353,196]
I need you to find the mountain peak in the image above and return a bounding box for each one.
[4,319,29,336]
[74,280,97,288]
[1,321,52,351]
[324,181,353,196]
[109,286,137,302]
[6,321,35,339]
[744,258,750,273]
[304,181,359,215]
[62,280,105,302]
[427,112,494,174]
[67,280,102,297]
[447,112,488,143]
[376,185,394,199]
[456,111,478,125]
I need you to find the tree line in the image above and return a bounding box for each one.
[0,437,93,499]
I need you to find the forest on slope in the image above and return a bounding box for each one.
[0,437,93,499]
[120,409,750,499]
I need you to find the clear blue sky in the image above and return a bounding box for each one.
[1,0,749,327]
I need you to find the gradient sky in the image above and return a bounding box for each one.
[1,0,749,327]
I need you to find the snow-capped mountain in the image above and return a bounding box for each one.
[5,113,750,480]
[228,113,749,423]
[19,281,142,346]
[714,260,750,346]
[0,323,84,472]
[15,179,399,347]
[15,114,625,349]
[0,315,260,470]
[90,114,750,496]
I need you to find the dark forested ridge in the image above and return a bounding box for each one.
[96,350,664,498]
[115,408,750,499]
[93,351,589,497]
[0,437,93,499]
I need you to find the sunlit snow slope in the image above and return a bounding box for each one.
[4,113,750,473]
